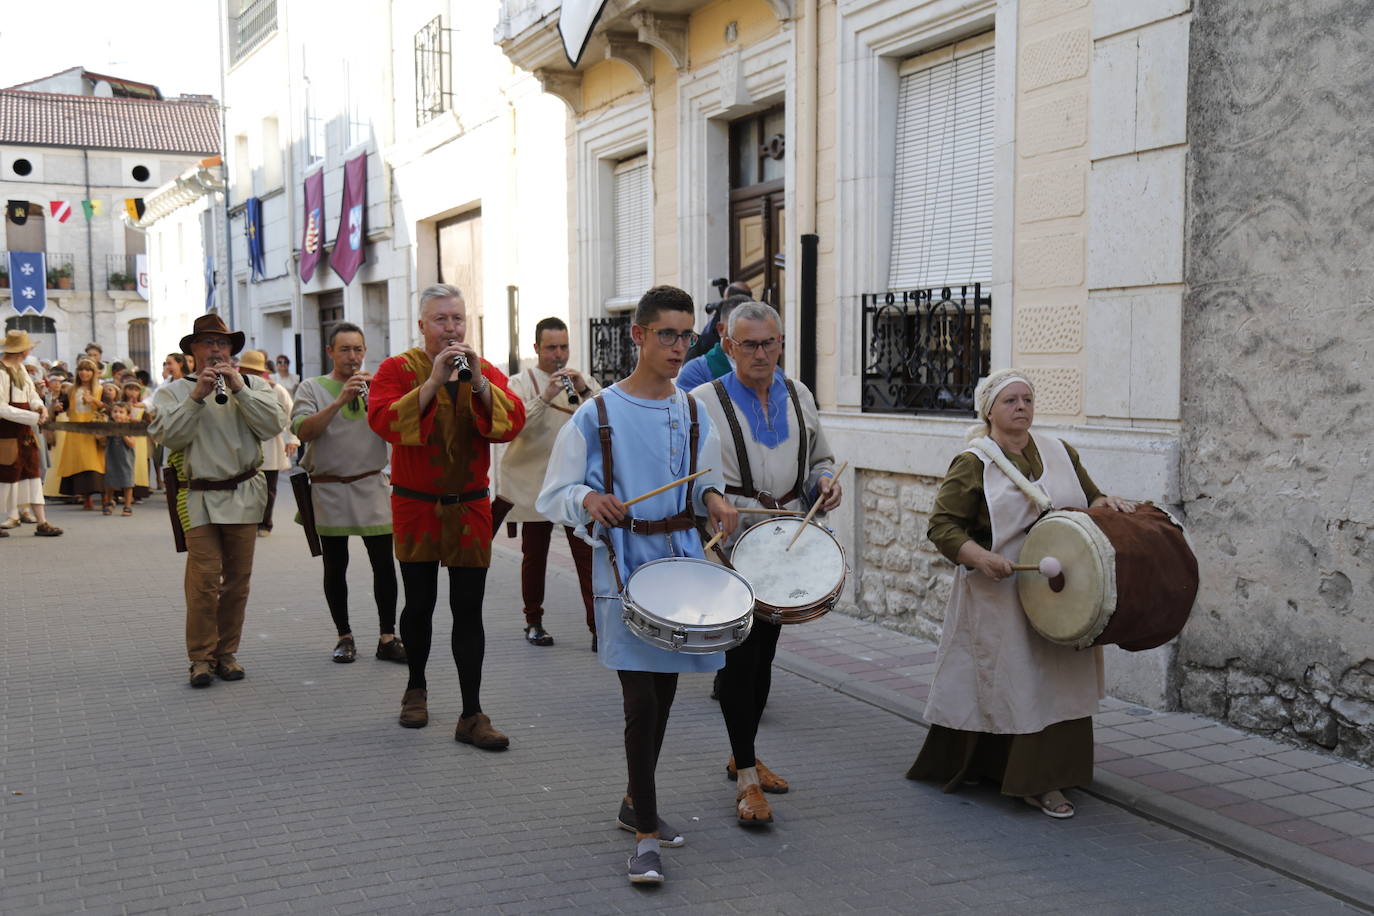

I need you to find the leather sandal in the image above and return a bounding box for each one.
[726,757,789,794]
[736,784,774,826]
[1024,790,1075,819]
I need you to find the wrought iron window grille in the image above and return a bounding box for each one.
[588,315,636,390]
[228,0,277,65]
[861,284,991,415]
[414,16,454,127]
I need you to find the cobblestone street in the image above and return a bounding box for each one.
[1,493,1368,914]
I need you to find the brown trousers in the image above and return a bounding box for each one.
[183,523,259,662]
[491,497,597,631]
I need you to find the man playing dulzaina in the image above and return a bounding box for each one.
[368,284,526,748]
[291,322,405,666]
[149,314,288,687]
[539,285,737,885]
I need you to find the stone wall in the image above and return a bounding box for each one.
[845,470,954,643]
[1181,0,1374,764]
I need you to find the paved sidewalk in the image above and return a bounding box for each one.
[0,492,1368,913]
[773,613,1374,908]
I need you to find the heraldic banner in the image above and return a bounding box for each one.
[331,153,367,285]
[300,170,325,283]
[8,251,47,315]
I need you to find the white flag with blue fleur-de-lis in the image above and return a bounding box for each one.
[8,251,46,315]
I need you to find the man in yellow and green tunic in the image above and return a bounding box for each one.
[367,283,525,748]
[149,314,288,688]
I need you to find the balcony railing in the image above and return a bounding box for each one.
[106,253,140,291]
[861,284,991,415]
[229,0,277,65]
[588,314,636,389]
[44,254,75,290]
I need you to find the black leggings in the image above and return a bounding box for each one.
[618,670,678,835]
[718,620,782,769]
[399,562,488,718]
[320,533,398,637]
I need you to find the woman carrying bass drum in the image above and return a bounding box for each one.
[906,369,1136,820]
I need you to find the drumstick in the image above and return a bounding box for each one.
[1012,557,1063,575]
[785,461,848,551]
[703,528,726,552]
[622,468,713,508]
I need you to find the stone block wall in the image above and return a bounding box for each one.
[843,470,954,643]
[1180,0,1374,765]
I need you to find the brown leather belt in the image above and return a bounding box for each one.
[612,514,697,536]
[724,484,799,508]
[392,484,489,505]
[187,467,259,491]
[311,468,383,485]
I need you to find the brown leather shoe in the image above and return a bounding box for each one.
[455,712,509,750]
[399,688,428,728]
[214,654,245,681]
[34,522,63,537]
[726,757,789,794]
[736,784,774,826]
[188,660,214,688]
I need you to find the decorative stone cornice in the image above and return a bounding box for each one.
[630,11,689,70]
[604,32,654,85]
[534,68,583,114]
[762,0,795,21]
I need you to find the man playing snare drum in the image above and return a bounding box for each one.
[691,301,840,827]
[538,285,736,886]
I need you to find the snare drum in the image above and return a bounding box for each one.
[1016,505,1198,650]
[730,517,847,624]
[621,557,755,653]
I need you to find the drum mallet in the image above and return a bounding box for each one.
[623,468,713,508]
[1013,556,1065,592]
[785,461,848,551]
[703,528,726,552]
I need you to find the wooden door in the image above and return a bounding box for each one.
[436,209,484,353]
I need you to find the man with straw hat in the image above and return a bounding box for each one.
[149,315,288,688]
[0,329,62,537]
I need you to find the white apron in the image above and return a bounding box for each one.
[923,433,1104,735]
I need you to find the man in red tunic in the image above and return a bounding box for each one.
[368,283,526,748]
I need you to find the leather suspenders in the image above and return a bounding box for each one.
[711,377,809,508]
[593,391,699,536]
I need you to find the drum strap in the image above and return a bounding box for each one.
[593,391,700,536]
[712,377,808,508]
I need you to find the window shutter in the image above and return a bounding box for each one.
[888,46,995,290]
[612,156,652,300]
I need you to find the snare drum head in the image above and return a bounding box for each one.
[625,557,755,626]
[731,518,845,609]
[1017,512,1114,645]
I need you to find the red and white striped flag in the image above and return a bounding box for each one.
[49,200,71,222]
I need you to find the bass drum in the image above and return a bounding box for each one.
[1016,504,1198,651]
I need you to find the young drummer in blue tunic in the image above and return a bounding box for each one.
[538,285,738,886]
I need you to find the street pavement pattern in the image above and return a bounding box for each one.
[1,492,1366,914]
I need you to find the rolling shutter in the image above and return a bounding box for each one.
[888,44,994,290]
[612,155,651,301]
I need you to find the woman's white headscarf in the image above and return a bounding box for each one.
[966,368,1035,441]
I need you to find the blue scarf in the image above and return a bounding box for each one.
[723,370,788,449]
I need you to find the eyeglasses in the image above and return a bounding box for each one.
[641,326,700,348]
[730,336,782,356]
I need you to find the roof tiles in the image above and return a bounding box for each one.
[0,90,220,154]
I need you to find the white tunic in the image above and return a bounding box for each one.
[291,376,392,536]
[497,367,600,524]
[923,433,1104,734]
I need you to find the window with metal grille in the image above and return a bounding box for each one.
[414,16,453,127]
[228,0,277,66]
[611,156,651,304]
[888,38,994,290]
